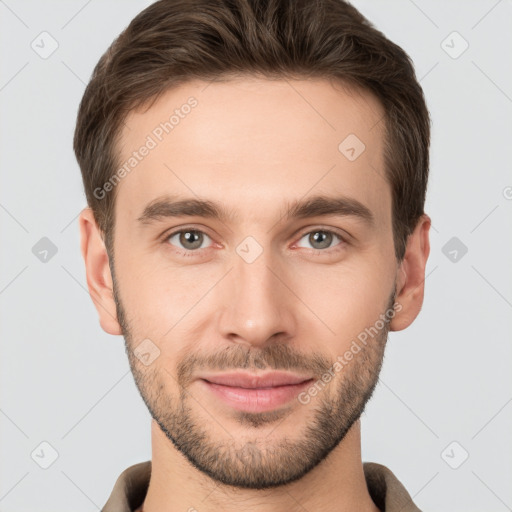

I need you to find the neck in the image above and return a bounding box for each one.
[141,419,380,512]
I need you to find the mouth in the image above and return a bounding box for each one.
[197,371,315,414]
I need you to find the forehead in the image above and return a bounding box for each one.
[115,77,389,226]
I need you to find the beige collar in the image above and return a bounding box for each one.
[102,460,422,512]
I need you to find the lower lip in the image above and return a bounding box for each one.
[200,379,314,413]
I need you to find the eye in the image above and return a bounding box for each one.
[165,228,213,254]
[163,226,347,257]
[295,229,346,252]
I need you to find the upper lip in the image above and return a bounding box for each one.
[199,371,314,388]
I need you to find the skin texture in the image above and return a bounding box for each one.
[79,77,430,512]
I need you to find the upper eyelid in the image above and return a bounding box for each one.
[163,226,215,243]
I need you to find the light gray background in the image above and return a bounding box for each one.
[1,0,511,510]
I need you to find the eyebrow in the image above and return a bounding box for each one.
[137,194,375,227]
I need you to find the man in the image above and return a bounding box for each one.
[74,0,431,510]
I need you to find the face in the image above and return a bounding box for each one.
[104,77,402,488]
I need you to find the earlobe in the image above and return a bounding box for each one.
[389,214,431,332]
[79,207,123,335]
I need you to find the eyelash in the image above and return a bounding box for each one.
[162,226,348,257]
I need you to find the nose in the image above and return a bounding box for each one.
[216,246,296,349]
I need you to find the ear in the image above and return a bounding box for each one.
[78,207,122,335]
[389,214,431,332]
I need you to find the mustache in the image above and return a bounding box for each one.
[176,343,332,388]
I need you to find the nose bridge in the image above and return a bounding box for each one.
[218,238,293,346]
[236,247,277,304]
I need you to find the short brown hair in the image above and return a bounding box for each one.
[74,0,430,261]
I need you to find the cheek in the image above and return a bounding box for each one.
[290,257,393,343]
[114,239,181,317]
[116,255,223,355]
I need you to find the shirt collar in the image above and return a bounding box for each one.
[102,460,422,512]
